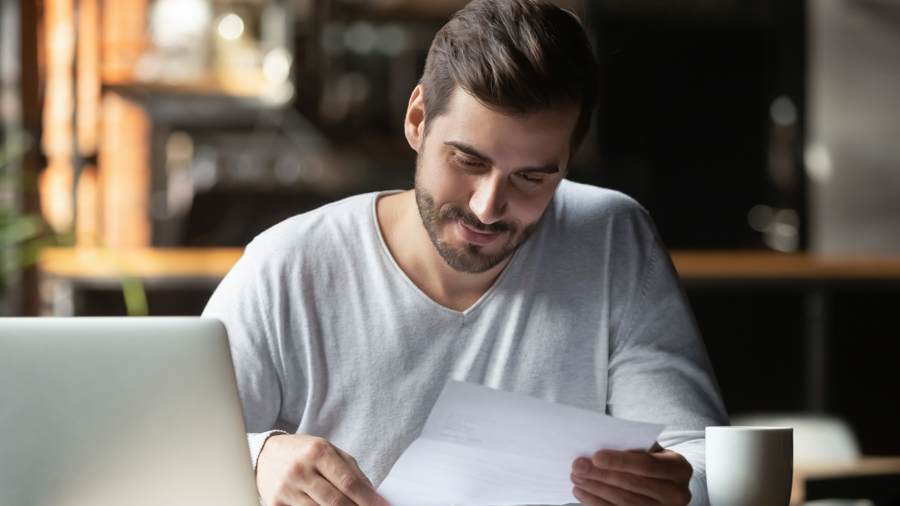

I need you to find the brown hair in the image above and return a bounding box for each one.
[420,0,600,158]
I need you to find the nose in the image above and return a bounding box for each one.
[469,172,508,225]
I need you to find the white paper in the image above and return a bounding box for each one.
[377,381,665,506]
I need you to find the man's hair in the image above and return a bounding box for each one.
[420,0,600,157]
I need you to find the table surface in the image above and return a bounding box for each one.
[796,456,900,479]
[670,251,900,282]
[37,247,900,282]
[37,247,245,280]
[791,456,900,504]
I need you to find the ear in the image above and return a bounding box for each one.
[404,85,426,152]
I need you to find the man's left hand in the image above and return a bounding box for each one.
[570,443,693,506]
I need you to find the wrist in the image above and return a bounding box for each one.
[251,430,289,473]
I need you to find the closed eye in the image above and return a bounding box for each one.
[518,172,545,185]
[453,154,484,168]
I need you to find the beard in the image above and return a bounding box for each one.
[414,162,541,275]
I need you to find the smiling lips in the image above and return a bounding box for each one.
[456,221,503,246]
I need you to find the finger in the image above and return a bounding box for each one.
[268,490,319,506]
[573,478,661,506]
[333,447,373,487]
[572,486,616,506]
[265,470,329,506]
[303,473,356,506]
[315,445,386,506]
[591,450,679,480]
[571,470,687,505]
[296,493,321,506]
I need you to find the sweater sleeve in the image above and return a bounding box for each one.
[605,211,729,506]
[202,241,289,464]
[248,431,289,470]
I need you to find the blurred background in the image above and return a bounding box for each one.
[1,0,899,494]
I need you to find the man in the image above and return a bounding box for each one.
[202,1,728,506]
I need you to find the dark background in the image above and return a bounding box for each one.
[70,0,898,455]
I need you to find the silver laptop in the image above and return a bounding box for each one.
[0,317,260,506]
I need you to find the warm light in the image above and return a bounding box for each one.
[805,144,832,184]
[151,0,212,48]
[217,13,244,40]
[166,131,193,161]
[263,49,292,83]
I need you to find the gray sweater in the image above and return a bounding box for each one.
[202,180,728,506]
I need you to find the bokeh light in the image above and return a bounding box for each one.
[216,13,244,40]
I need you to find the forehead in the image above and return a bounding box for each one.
[428,87,579,167]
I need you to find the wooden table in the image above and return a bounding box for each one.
[37,247,244,281]
[793,457,900,505]
[37,247,244,316]
[670,251,900,286]
[38,249,900,287]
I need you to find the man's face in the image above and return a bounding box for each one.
[411,87,578,274]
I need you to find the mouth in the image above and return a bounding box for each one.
[455,221,504,246]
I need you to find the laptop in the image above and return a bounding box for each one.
[0,317,260,506]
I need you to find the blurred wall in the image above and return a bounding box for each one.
[807,0,900,252]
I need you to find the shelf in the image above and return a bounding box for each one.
[38,247,244,282]
[38,248,900,285]
[670,251,900,284]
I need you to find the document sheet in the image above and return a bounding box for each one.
[377,381,665,506]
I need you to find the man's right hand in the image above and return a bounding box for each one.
[256,434,390,506]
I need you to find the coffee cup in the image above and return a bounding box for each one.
[706,426,793,506]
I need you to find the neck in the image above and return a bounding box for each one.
[376,190,512,312]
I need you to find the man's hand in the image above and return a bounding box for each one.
[256,434,390,506]
[570,443,693,506]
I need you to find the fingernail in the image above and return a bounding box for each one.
[593,453,608,466]
[572,475,585,485]
[573,488,584,499]
[573,459,589,474]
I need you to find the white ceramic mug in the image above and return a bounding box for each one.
[706,426,793,506]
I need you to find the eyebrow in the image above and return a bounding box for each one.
[444,141,560,175]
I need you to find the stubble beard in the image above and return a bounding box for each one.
[414,157,541,275]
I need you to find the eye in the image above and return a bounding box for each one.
[517,172,545,185]
[453,154,483,168]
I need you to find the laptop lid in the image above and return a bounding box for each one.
[0,317,259,506]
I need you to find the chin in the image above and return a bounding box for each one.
[432,233,516,274]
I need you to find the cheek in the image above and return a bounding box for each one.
[508,184,558,225]
[420,154,471,202]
